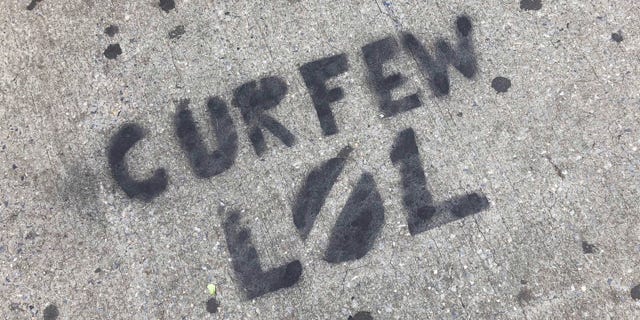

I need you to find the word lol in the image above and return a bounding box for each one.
[107,15,489,298]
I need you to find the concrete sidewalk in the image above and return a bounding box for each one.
[1,0,639,319]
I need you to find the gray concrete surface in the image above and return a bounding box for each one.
[1,0,639,319]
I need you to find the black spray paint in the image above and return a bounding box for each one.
[491,76,511,93]
[390,128,437,235]
[402,16,477,97]
[362,37,422,117]
[107,123,167,202]
[390,128,489,235]
[581,240,596,254]
[169,25,186,39]
[104,25,119,37]
[631,284,640,300]
[443,192,490,219]
[26,0,43,11]
[349,311,374,320]
[292,146,352,239]
[205,298,219,313]
[299,54,349,136]
[43,304,59,320]
[159,0,175,12]
[611,31,623,43]
[107,14,487,204]
[104,44,122,60]
[325,173,385,263]
[520,0,542,11]
[223,211,302,299]
[232,77,296,156]
[174,98,238,178]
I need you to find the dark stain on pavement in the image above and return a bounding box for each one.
[544,155,565,179]
[491,77,511,93]
[206,298,219,313]
[520,0,542,11]
[348,311,374,320]
[169,25,186,39]
[159,0,175,13]
[43,304,59,320]
[631,284,640,300]
[611,31,623,43]
[104,25,119,37]
[24,230,37,240]
[26,0,43,10]
[59,163,105,222]
[516,287,533,306]
[581,241,596,254]
[104,44,122,59]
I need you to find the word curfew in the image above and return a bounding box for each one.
[106,15,490,299]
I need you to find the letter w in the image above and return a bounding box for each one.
[402,15,477,96]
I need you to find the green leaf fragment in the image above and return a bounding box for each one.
[207,284,216,296]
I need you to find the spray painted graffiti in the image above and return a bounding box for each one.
[106,15,489,299]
